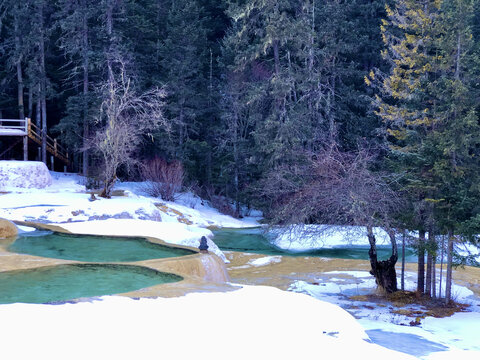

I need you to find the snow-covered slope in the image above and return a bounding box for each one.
[0,285,416,360]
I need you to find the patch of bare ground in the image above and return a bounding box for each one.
[349,291,469,325]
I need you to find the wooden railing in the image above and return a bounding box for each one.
[27,120,69,164]
[0,118,69,164]
[0,118,28,135]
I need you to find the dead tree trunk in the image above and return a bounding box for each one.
[445,229,454,304]
[425,231,434,297]
[417,229,426,294]
[367,226,398,293]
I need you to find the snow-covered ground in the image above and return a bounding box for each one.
[289,270,480,359]
[1,161,479,359]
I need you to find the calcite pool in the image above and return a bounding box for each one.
[0,229,202,304]
[9,230,196,262]
[0,263,182,304]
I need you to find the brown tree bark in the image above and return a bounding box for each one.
[367,226,398,293]
[81,0,89,176]
[417,230,426,294]
[425,231,435,297]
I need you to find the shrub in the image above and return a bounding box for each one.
[141,158,184,201]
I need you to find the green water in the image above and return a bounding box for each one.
[212,228,417,262]
[0,264,182,304]
[9,232,196,262]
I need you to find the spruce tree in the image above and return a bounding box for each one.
[369,0,442,294]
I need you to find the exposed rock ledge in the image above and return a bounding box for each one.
[0,218,18,238]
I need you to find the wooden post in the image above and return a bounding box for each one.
[50,155,54,171]
[23,118,29,161]
[23,136,28,160]
[54,139,58,157]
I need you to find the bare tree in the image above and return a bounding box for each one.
[91,57,167,198]
[141,157,184,201]
[262,146,402,293]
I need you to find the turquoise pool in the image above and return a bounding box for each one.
[0,264,182,304]
[9,231,196,262]
[212,228,417,262]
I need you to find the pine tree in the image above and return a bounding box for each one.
[55,0,98,175]
[156,0,209,170]
[369,0,442,294]
[430,0,480,303]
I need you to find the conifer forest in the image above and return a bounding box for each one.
[1,1,480,300]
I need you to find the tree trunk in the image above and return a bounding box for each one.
[35,91,41,128]
[367,226,398,293]
[401,230,406,291]
[27,87,33,119]
[439,234,445,298]
[273,39,280,77]
[445,229,454,304]
[233,109,240,218]
[432,255,436,299]
[425,231,434,297]
[100,174,117,198]
[38,2,47,164]
[16,62,24,120]
[82,0,89,177]
[417,229,426,294]
[14,10,25,120]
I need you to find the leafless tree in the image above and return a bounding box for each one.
[262,146,402,293]
[90,57,168,198]
[141,157,184,201]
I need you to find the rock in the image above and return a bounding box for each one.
[0,218,18,238]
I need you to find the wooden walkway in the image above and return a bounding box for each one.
[0,118,69,164]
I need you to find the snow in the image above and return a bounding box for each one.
[289,270,480,359]
[0,128,26,136]
[0,160,52,189]
[272,224,392,251]
[1,161,479,359]
[0,285,416,360]
[248,255,282,266]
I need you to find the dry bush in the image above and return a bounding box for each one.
[141,158,184,201]
[193,184,238,217]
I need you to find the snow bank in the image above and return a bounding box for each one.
[290,270,480,358]
[272,224,391,251]
[0,285,415,360]
[248,255,282,267]
[0,161,52,190]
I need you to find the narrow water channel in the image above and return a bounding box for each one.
[212,227,418,262]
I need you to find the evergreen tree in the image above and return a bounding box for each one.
[372,0,480,300]
[156,0,209,171]
[431,0,480,302]
[55,0,99,175]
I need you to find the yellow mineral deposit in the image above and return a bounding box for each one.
[0,218,18,239]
